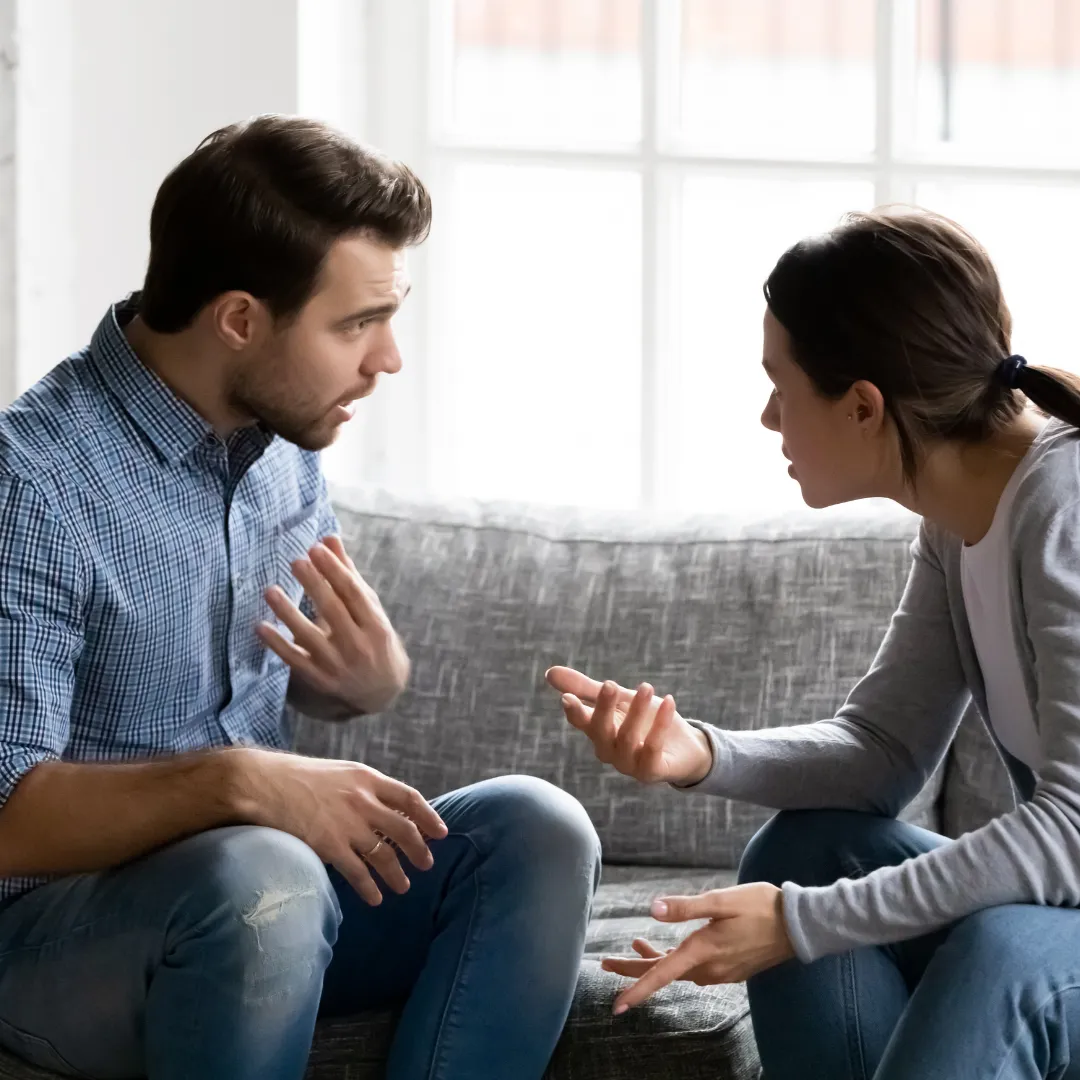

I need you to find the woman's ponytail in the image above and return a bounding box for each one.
[1015,365,1080,431]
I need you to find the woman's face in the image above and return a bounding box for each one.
[760,308,889,508]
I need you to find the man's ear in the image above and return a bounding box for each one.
[210,292,269,352]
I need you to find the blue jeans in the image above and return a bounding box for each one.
[739,808,1080,1080]
[0,774,601,1079]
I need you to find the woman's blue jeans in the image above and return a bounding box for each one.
[0,774,601,1079]
[740,808,1080,1080]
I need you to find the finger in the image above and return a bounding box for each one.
[632,939,667,959]
[545,666,603,703]
[332,849,383,906]
[322,534,359,573]
[264,586,338,669]
[560,693,594,731]
[369,805,436,871]
[255,621,323,685]
[601,956,660,977]
[637,695,678,780]
[377,780,449,841]
[651,890,729,924]
[290,556,355,640]
[613,683,655,763]
[359,837,412,895]
[309,542,387,630]
[587,681,621,760]
[642,695,677,755]
[614,939,706,1014]
[545,667,634,706]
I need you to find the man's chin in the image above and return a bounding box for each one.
[271,418,341,453]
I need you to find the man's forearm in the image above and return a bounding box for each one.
[0,752,248,878]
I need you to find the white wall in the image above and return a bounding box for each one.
[0,0,14,407]
[8,0,368,399]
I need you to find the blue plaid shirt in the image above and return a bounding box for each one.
[0,296,338,899]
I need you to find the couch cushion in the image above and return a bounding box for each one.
[293,488,939,868]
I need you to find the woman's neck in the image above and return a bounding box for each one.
[896,411,1048,545]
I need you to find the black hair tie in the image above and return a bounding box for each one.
[998,354,1027,389]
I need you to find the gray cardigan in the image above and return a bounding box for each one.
[686,418,1080,963]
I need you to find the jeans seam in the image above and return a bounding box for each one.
[425,832,483,1080]
[843,948,869,1080]
[989,981,1080,1080]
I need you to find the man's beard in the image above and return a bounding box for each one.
[229,370,339,452]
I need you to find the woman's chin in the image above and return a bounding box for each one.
[794,478,837,510]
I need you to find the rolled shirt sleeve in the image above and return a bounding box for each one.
[0,475,85,803]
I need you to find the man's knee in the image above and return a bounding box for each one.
[168,826,340,960]
[465,775,602,880]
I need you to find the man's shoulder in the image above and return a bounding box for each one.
[0,351,105,488]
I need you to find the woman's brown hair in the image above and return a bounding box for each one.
[764,207,1080,483]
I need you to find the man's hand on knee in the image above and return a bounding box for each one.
[227,749,448,906]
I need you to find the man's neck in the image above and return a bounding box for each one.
[123,315,248,438]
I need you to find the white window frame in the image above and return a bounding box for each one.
[356,0,1080,507]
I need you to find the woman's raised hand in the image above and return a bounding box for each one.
[544,666,713,787]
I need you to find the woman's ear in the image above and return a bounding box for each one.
[850,380,886,433]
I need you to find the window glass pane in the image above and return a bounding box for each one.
[442,0,642,147]
[664,176,874,514]
[429,163,642,508]
[915,0,1080,164]
[676,0,876,157]
[917,183,1080,369]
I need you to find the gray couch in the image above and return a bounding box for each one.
[0,488,1016,1080]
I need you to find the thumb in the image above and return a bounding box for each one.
[650,891,727,923]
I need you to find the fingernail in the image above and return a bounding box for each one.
[651,900,668,918]
[614,1004,628,1016]
[562,694,572,705]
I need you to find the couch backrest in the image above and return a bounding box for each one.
[292,489,955,868]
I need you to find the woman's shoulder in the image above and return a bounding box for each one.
[1012,418,1080,535]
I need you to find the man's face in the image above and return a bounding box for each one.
[230,235,410,451]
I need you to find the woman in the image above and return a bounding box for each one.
[546,207,1080,1079]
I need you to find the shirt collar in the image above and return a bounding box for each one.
[89,293,274,465]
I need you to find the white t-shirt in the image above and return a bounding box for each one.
[960,424,1049,771]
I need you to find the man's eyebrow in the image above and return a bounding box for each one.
[336,284,413,325]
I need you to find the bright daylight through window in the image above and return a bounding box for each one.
[325,0,1080,514]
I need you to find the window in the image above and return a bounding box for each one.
[328,0,1080,513]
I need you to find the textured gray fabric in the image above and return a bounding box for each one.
[293,487,941,869]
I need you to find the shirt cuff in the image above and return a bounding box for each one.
[669,718,723,791]
[0,748,61,807]
[780,882,818,964]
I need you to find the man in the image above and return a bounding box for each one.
[0,115,600,1079]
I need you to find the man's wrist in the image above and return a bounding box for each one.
[217,747,269,826]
